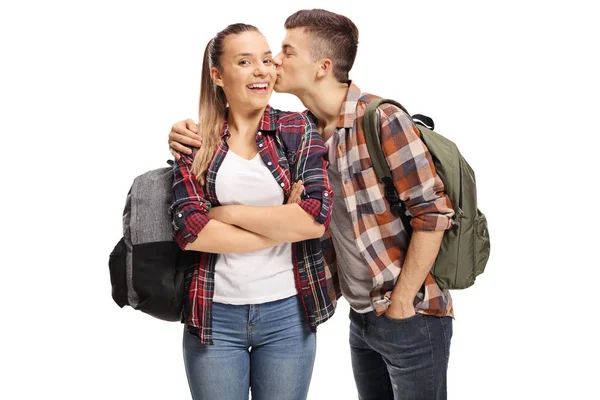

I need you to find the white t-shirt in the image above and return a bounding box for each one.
[212,149,297,304]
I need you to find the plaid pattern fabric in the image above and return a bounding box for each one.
[171,105,335,344]
[317,83,455,317]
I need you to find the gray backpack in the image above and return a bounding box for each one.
[108,161,192,321]
[363,97,490,289]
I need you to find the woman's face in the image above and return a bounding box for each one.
[211,31,276,113]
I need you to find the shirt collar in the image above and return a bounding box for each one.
[337,81,362,129]
[220,104,276,139]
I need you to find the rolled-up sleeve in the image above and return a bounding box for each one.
[171,153,212,249]
[292,114,333,228]
[379,105,454,231]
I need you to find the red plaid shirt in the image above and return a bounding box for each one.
[171,105,335,344]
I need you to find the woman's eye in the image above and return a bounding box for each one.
[264,59,273,64]
[239,60,250,66]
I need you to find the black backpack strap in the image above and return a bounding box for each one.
[363,98,412,233]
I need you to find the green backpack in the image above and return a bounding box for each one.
[363,98,490,289]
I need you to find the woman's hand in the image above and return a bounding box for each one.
[287,180,304,204]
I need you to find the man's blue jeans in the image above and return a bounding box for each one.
[349,309,453,400]
[183,295,316,400]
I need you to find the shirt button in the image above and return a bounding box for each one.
[324,192,329,197]
[280,183,285,187]
[177,213,182,218]
[267,162,272,166]
[259,143,263,148]
[257,131,262,136]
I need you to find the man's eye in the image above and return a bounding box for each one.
[264,59,273,64]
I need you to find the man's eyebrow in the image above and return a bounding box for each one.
[282,44,296,51]
[235,51,273,57]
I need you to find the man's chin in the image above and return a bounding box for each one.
[274,83,292,94]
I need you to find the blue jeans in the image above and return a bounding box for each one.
[349,309,452,400]
[183,295,316,400]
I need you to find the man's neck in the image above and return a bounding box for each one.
[298,81,349,141]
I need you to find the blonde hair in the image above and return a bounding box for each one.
[191,23,260,185]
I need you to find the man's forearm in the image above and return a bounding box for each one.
[213,204,325,243]
[391,230,445,305]
[184,219,281,253]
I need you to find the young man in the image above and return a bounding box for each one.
[169,9,455,400]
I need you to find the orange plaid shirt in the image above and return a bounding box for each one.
[318,82,455,317]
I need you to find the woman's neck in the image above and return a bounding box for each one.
[227,106,265,139]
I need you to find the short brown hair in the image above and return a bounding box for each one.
[285,9,359,83]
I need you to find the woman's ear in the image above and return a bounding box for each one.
[211,67,224,87]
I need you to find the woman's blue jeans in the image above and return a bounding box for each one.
[183,295,316,400]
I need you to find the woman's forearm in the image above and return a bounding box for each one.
[210,204,325,243]
[184,219,282,253]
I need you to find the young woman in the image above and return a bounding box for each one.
[171,23,335,400]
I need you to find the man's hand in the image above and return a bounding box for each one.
[287,180,304,204]
[385,300,416,320]
[168,119,202,160]
[387,230,444,320]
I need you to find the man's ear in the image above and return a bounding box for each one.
[316,58,333,79]
[211,67,224,87]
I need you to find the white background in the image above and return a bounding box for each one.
[1,0,598,399]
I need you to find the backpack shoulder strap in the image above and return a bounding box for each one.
[362,97,412,231]
[363,98,410,183]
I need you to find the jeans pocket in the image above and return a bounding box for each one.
[381,312,423,324]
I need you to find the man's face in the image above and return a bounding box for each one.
[273,28,318,95]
